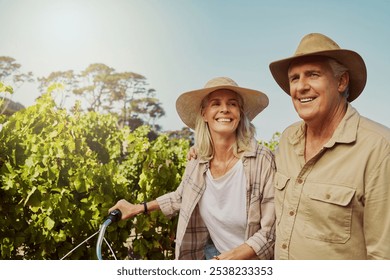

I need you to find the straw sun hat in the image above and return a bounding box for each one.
[176,77,269,130]
[269,33,367,102]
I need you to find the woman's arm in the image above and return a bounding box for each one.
[108,199,160,220]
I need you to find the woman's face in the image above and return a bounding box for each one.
[202,89,241,138]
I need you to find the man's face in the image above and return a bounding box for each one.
[288,56,346,126]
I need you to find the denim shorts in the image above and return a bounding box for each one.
[204,239,220,260]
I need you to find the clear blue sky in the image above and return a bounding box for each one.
[1,0,389,141]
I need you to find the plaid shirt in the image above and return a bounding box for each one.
[157,140,276,259]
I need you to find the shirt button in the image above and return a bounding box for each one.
[289,210,295,216]
[326,194,331,199]
[282,244,288,249]
[297,178,303,184]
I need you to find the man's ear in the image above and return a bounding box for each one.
[338,72,349,93]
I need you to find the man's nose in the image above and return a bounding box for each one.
[296,77,310,92]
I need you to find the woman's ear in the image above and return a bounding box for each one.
[201,109,207,122]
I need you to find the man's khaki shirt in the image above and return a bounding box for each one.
[275,104,390,259]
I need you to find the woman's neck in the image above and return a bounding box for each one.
[209,137,240,178]
[212,136,236,160]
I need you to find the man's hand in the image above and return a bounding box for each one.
[187,146,198,160]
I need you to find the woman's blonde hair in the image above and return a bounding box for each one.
[194,90,256,160]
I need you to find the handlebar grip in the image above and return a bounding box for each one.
[107,209,122,223]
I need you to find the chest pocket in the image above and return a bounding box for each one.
[303,183,356,243]
[274,172,290,223]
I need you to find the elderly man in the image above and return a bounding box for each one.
[269,33,390,259]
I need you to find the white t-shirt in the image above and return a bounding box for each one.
[199,160,247,253]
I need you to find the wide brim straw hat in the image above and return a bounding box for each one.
[176,77,269,130]
[269,33,367,102]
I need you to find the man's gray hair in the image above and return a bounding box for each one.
[328,58,350,99]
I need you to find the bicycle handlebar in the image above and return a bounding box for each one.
[96,209,122,260]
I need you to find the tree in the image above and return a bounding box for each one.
[73,63,115,112]
[129,97,165,131]
[0,82,19,116]
[39,63,165,130]
[108,71,149,121]
[0,56,34,114]
[166,127,195,146]
[38,70,78,109]
[0,56,34,88]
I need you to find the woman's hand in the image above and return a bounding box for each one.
[212,243,256,260]
[108,199,143,220]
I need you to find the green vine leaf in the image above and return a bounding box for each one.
[44,216,55,230]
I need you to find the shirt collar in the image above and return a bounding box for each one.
[288,103,360,147]
[324,103,359,147]
[198,138,258,165]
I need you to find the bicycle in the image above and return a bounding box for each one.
[61,209,122,260]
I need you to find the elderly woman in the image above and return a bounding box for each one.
[109,77,276,260]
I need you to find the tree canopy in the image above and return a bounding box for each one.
[38,62,165,131]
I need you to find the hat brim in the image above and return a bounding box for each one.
[269,49,367,102]
[176,85,269,129]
